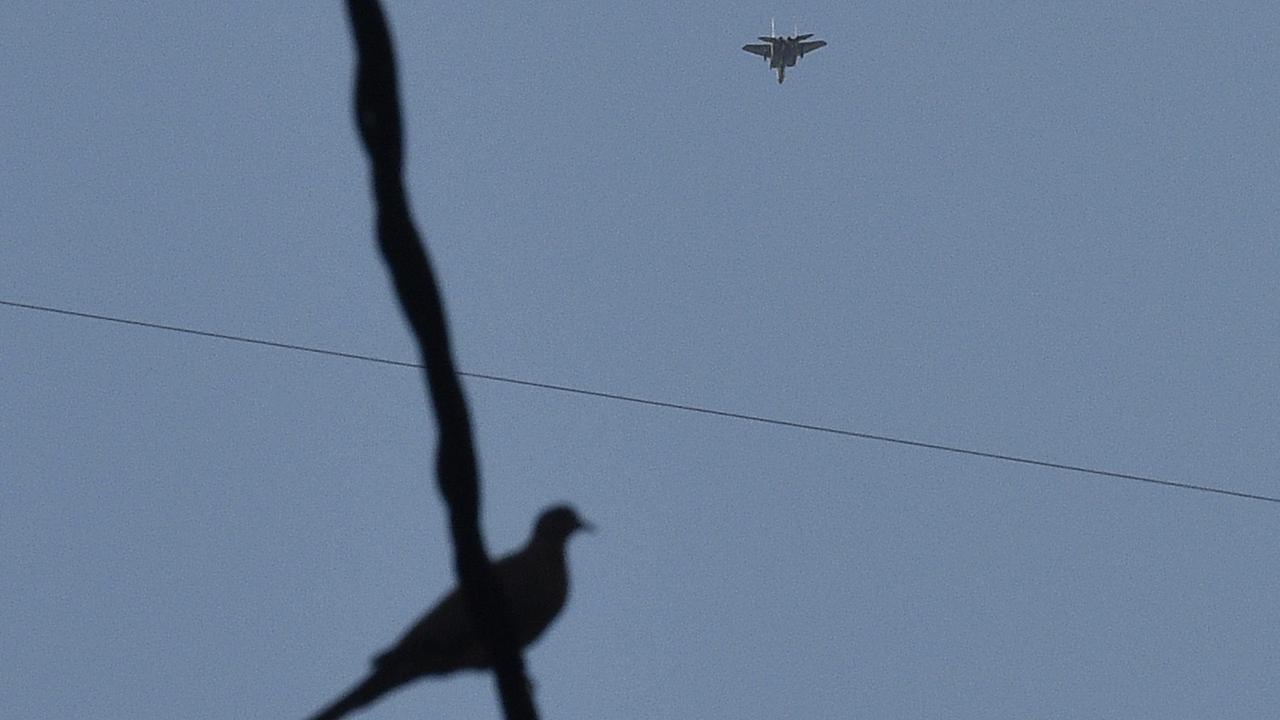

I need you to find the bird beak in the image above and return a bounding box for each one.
[578,519,596,534]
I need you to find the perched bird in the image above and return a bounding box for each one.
[308,504,592,720]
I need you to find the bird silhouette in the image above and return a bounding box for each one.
[308,504,592,720]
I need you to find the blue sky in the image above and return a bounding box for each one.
[3,3,1278,718]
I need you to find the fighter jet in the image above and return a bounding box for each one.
[742,19,826,84]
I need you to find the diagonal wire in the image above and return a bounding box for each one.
[0,298,421,369]
[4,297,1278,505]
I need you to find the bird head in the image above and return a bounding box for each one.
[534,504,593,542]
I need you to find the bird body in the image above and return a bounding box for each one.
[374,524,571,674]
[309,505,590,720]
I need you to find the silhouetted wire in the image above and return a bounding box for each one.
[344,2,537,719]
[3,297,1277,505]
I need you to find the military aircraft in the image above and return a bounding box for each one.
[742,19,826,84]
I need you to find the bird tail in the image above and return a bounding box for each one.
[307,670,403,720]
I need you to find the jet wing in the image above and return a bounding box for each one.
[798,40,826,56]
[742,43,772,59]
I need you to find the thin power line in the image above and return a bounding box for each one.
[4,297,1277,505]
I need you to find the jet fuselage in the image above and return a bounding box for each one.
[742,28,826,83]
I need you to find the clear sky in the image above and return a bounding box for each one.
[3,2,1278,718]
